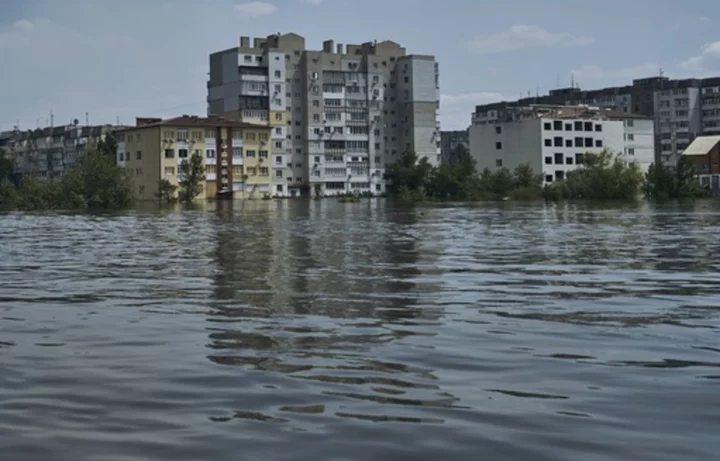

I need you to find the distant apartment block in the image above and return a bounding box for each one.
[469,104,654,185]
[207,32,441,197]
[0,124,119,179]
[440,130,469,163]
[472,75,720,168]
[116,116,272,201]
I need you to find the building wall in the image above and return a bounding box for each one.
[469,119,542,173]
[123,126,161,201]
[470,117,647,185]
[622,118,655,173]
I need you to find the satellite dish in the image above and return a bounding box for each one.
[73,118,79,126]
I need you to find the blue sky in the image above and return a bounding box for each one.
[1,0,719,131]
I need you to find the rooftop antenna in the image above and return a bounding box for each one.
[86,112,89,126]
[571,72,575,89]
[50,109,54,128]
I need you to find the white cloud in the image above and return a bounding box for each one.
[235,1,278,17]
[680,41,720,72]
[440,92,506,130]
[467,25,594,54]
[571,64,660,83]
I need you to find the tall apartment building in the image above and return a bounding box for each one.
[116,115,272,201]
[0,124,119,179]
[440,130,469,163]
[472,75,720,168]
[469,104,654,184]
[207,33,440,197]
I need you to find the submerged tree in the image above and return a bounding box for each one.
[156,178,178,204]
[178,152,205,203]
[645,156,709,199]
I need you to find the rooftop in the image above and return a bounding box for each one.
[682,135,720,156]
[117,115,267,132]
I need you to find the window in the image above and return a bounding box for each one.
[584,122,592,131]
[584,138,593,147]
[178,149,188,158]
[495,141,502,150]
[544,122,552,130]
[555,170,565,181]
[595,124,602,132]
[206,149,216,158]
[246,150,256,157]
[626,120,634,127]
[276,184,283,192]
[554,137,563,147]
[275,127,282,135]
[574,121,583,131]
[232,147,242,157]
[565,123,572,131]
[177,130,188,141]
[245,132,256,141]
[554,153,563,164]
[574,137,583,147]
[259,150,268,158]
[496,159,502,167]
[259,167,269,176]
[275,170,283,178]
[274,70,281,78]
[275,155,282,164]
[275,113,282,121]
[275,141,282,148]
[595,139,603,148]
[545,156,552,164]
[164,149,174,158]
[565,139,572,147]
[164,166,175,175]
[544,139,552,147]
[627,133,635,141]
[259,133,268,142]
[628,148,635,155]
[119,153,124,161]
[545,175,553,182]
[495,126,502,134]
[313,114,320,122]
[314,156,320,163]
[136,151,142,160]
[566,157,573,165]
[575,153,584,164]
[553,120,563,130]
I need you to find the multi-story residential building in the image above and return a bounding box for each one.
[470,75,720,168]
[207,32,440,197]
[440,130,469,163]
[469,104,654,185]
[0,124,119,179]
[115,115,272,201]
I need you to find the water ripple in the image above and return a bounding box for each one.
[2,201,720,461]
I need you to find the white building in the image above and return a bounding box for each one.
[469,105,654,184]
[207,33,440,197]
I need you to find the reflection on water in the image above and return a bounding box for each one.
[1,200,720,461]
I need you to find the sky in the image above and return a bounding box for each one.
[1,0,720,132]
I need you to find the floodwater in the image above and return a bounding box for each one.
[1,200,719,461]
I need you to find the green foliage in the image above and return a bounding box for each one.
[178,152,205,203]
[0,156,13,181]
[542,149,644,201]
[385,148,545,202]
[645,156,710,199]
[96,134,118,159]
[0,150,132,211]
[156,179,178,204]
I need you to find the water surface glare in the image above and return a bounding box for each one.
[2,200,720,460]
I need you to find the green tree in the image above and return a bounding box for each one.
[178,152,205,203]
[0,179,17,209]
[96,133,118,159]
[59,150,133,209]
[0,156,13,181]
[384,150,433,200]
[510,163,544,200]
[156,179,178,204]
[543,149,644,201]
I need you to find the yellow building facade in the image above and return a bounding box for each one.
[116,116,272,201]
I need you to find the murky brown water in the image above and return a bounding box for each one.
[1,200,719,460]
